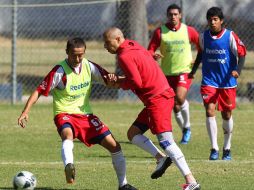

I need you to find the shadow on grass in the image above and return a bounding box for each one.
[0,188,93,190]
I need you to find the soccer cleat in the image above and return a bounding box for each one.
[118,184,138,190]
[209,149,219,160]
[151,156,172,179]
[180,128,191,144]
[222,149,232,160]
[182,183,201,190]
[65,163,75,184]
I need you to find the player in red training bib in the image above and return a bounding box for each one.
[190,7,246,161]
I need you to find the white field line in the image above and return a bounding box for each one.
[1,160,254,165]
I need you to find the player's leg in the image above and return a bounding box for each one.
[127,109,166,161]
[205,102,219,160]
[127,108,170,179]
[221,111,233,160]
[100,134,137,190]
[174,85,191,144]
[201,86,219,160]
[166,76,185,131]
[127,124,171,180]
[156,132,200,189]
[53,114,76,184]
[218,88,236,160]
[59,124,75,184]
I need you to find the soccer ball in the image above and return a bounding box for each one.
[13,171,37,190]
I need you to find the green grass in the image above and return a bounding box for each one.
[0,101,254,189]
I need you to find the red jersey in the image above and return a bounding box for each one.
[148,22,201,54]
[117,39,175,104]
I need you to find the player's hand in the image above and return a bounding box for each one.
[107,73,118,82]
[231,70,239,78]
[153,53,164,61]
[18,112,29,128]
[104,73,120,88]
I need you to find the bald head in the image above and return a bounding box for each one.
[103,27,125,54]
[103,27,124,40]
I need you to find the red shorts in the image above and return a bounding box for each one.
[133,90,174,134]
[54,113,110,147]
[200,86,236,111]
[166,73,192,91]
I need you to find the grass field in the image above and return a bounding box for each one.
[0,101,253,190]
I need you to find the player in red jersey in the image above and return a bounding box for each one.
[103,27,200,190]
[148,4,201,144]
[18,37,137,190]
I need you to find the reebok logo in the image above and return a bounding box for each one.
[206,48,226,55]
[70,82,89,91]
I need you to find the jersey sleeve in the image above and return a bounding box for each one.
[187,26,201,52]
[36,65,65,96]
[147,27,161,55]
[199,32,205,52]
[230,31,247,57]
[89,60,109,85]
[118,56,142,90]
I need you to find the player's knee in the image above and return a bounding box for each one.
[177,98,185,106]
[206,109,215,117]
[127,129,133,141]
[159,140,171,150]
[60,126,73,141]
[127,126,140,141]
[111,141,121,152]
[221,112,232,120]
[102,138,121,153]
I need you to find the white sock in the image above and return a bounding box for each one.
[181,100,191,128]
[156,132,191,176]
[175,111,184,130]
[61,139,74,167]
[111,151,128,187]
[206,117,219,150]
[164,142,191,176]
[131,134,160,157]
[223,116,233,150]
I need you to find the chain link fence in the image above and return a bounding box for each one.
[0,0,253,103]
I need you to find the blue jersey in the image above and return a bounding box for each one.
[201,29,237,88]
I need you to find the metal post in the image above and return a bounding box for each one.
[180,0,185,23]
[11,0,17,104]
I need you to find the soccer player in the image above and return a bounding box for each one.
[189,7,246,160]
[17,37,137,190]
[148,4,201,144]
[103,27,200,190]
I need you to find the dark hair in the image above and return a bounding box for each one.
[206,7,224,20]
[66,37,86,52]
[167,3,181,15]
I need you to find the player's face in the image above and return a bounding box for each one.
[103,34,120,54]
[67,47,85,68]
[167,9,181,26]
[208,16,223,33]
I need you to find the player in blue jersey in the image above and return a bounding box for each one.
[189,7,246,161]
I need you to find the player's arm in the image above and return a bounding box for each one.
[189,33,203,78]
[147,27,163,60]
[89,60,126,88]
[189,51,202,79]
[118,56,142,90]
[18,90,41,128]
[188,26,201,52]
[230,31,247,78]
[18,65,62,128]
